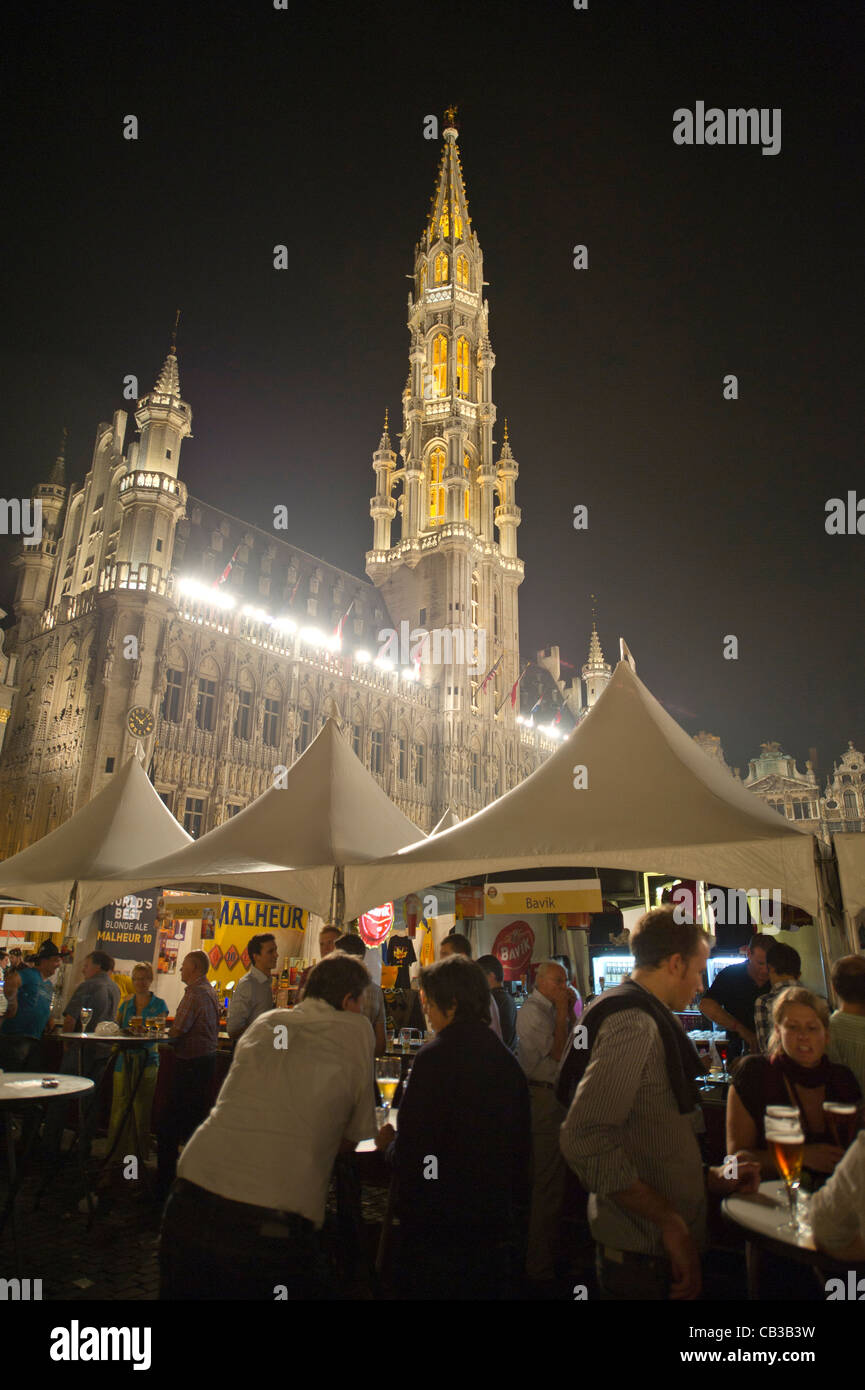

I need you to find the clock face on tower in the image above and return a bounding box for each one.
[127,706,155,737]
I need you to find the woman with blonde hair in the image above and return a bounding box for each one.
[727,985,862,1179]
[106,961,169,1161]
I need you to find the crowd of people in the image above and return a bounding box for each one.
[1,909,864,1300]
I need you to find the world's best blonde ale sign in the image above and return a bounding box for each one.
[484,879,603,915]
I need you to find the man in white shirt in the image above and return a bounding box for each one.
[159,952,376,1300]
[226,933,278,1040]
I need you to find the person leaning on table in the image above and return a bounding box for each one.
[726,986,861,1179]
[159,952,376,1300]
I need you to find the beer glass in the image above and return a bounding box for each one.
[823,1102,857,1151]
[375,1057,400,1120]
[765,1112,805,1231]
[80,1007,93,1033]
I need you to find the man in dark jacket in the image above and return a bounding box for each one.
[376,955,531,1299]
[477,954,518,1053]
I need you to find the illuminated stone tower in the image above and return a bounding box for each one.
[367,110,524,804]
[115,317,190,584]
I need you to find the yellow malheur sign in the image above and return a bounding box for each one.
[484,879,603,915]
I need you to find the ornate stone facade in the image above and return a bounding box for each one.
[0,120,579,857]
[693,733,865,842]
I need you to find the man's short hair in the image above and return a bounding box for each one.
[630,907,710,970]
[185,950,210,977]
[476,953,503,985]
[748,933,774,956]
[334,933,366,958]
[441,932,472,958]
[88,950,114,973]
[247,933,276,966]
[420,956,490,1025]
[767,942,801,979]
[831,954,865,1006]
[304,952,370,1009]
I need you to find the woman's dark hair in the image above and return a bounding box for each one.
[419,956,491,1025]
[304,952,370,1009]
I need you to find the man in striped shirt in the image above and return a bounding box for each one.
[560,908,760,1299]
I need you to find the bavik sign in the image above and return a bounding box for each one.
[485,878,603,915]
[492,920,535,980]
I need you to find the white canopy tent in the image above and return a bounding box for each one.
[0,755,192,924]
[834,836,865,951]
[344,661,822,925]
[431,807,460,835]
[102,718,425,921]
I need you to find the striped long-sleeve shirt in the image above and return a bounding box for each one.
[559,1000,707,1255]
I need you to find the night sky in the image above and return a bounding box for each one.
[1,0,862,778]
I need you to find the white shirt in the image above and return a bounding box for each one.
[809,1132,865,1256]
[178,997,376,1226]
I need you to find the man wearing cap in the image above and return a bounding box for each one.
[0,941,62,1070]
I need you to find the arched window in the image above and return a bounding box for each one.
[428,448,446,525]
[419,262,427,295]
[235,672,254,741]
[844,791,858,814]
[456,254,469,288]
[370,722,384,775]
[263,678,282,748]
[432,334,448,396]
[456,337,470,397]
[434,252,449,284]
[493,588,500,641]
[470,746,480,793]
[299,700,312,752]
[463,452,471,520]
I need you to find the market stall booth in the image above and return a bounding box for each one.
[344,659,842,988]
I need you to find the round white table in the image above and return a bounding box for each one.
[722,1178,855,1297]
[0,1072,95,1270]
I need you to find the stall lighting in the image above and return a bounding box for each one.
[354,650,372,664]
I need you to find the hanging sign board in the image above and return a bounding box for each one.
[359,902,394,947]
[492,920,535,980]
[485,878,603,915]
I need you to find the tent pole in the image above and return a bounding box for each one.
[330,866,345,929]
[812,836,841,997]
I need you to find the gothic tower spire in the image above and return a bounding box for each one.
[366,113,525,812]
[583,597,612,708]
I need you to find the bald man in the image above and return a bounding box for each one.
[516,961,575,1286]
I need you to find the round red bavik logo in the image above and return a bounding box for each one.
[359,902,394,947]
[492,920,534,980]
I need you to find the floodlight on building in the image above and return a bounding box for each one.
[354,650,372,664]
